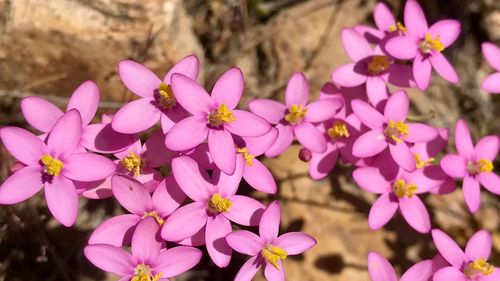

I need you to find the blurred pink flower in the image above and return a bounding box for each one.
[481,42,500,94]
[368,251,434,281]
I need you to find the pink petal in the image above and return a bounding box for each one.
[304,99,343,123]
[111,175,153,215]
[164,115,209,151]
[226,230,265,256]
[354,25,385,43]
[474,135,499,161]
[366,76,389,108]
[440,154,467,178]
[152,176,186,217]
[384,90,409,122]
[405,123,438,143]
[433,266,466,281]
[225,195,265,226]
[171,73,213,115]
[389,142,416,171]
[431,229,467,267]
[111,98,160,134]
[428,20,461,48]
[45,176,78,227]
[407,167,444,194]
[209,129,237,175]
[84,244,135,276]
[20,97,63,133]
[341,28,373,61]
[294,123,327,153]
[367,252,398,281]
[213,155,244,197]
[374,3,396,31]
[142,131,176,167]
[243,157,277,194]
[225,110,271,137]
[331,63,367,87]
[413,53,432,90]
[463,175,481,213]
[429,52,459,83]
[164,54,200,82]
[152,246,202,278]
[400,260,434,281]
[399,196,431,233]
[47,110,82,160]
[385,36,419,60]
[479,172,500,195]
[172,156,213,201]
[0,166,44,204]
[211,68,244,109]
[118,60,161,98]
[368,193,398,230]
[63,153,116,182]
[482,42,500,70]
[352,129,387,158]
[259,201,281,242]
[275,232,316,255]
[67,80,99,126]
[160,104,190,134]
[206,214,232,268]
[455,120,474,159]
[248,99,286,125]
[161,201,208,241]
[81,123,136,154]
[264,124,293,157]
[235,256,262,281]
[387,63,414,88]
[243,127,278,156]
[131,217,162,264]
[285,72,309,107]
[484,268,500,281]
[264,261,285,281]
[88,214,140,246]
[176,226,206,247]
[353,167,391,194]
[465,230,492,261]
[0,126,46,165]
[481,72,500,94]
[309,143,338,180]
[351,99,385,129]
[404,0,428,37]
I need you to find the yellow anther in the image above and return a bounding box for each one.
[367,55,391,75]
[208,103,235,126]
[121,151,144,177]
[285,104,307,125]
[384,120,409,143]
[143,211,164,226]
[468,159,494,175]
[236,147,255,166]
[132,264,163,281]
[208,193,232,213]
[261,245,288,270]
[392,179,418,198]
[420,34,444,53]
[157,83,176,109]
[464,258,494,278]
[327,121,350,139]
[389,22,407,33]
[41,154,63,176]
[414,154,435,169]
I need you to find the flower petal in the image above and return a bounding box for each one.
[171,73,213,115]
[226,230,264,256]
[366,76,389,108]
[428,20,461,48]
[47,110,82,160]
[309,143,338,180]
[368,193,398,230]
[463,175,481,213]
[275,232,316,255]
[399,196,431,233]
[209,129,237,175]
[118,60,161,98]
[152,246,203,278]
[45,176,78,227]
[213,155,244,197]
[352,129,387,158]
[474,136,499,161]
[211,68,244,109]
[385,36,419,60]
[164,115,209,151]
[264,124,293,157]
[400,260,434,281]
[164,54,200,82]
[264,261,285,281]
[455,119,474,159]
[0,166,44,204]
[243,128,278,157]
[172,156,213,201]
[21,97,63,133]
[429,52,459,84]
[225,110,271,137]
[111,98,160,134]
[431,229,467,267]
[294,123,327,153]
[465,230,492,261]
[67,80,99,126]
[285,72,309,107]
[235,256,262,281]
[479,172,500,195]
[248,99,286,125]
[206,215,232,268]
[243,157,277,194]
[304,99,343,123]
[406,123,438,143]
[161,201,208,242]
[353,167,391,194]
[225,195,265,226]
[84,244,135,276]
[89,214,140,246]
[384,90,409,122]
[81,123,136,154]
[374,2,396,31]
[111,175,153,215]
[481,72,500,94]
[404,0,428,37]
[433,266,467,281]
[152,176,186,217]
[482,42,500,70]
[440,154,467,178]
[351,99,385,129]
[63,153,116,182]
[131,217,162,264]
[142,131,177,167]
[259,201,281,242]
[331,63,367,87]
[413,52,432,90]
[389,142,416,171]
[341,28,373,61]
[367,252,398,281]
[0,126,46,165]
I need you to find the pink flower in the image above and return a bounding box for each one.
[354,2,407,44]
[352,90,437,171]
[85,217,202,280]
[432,229,500,281]
[249,72,343,157]
[0,110,115,226]
[226,201,316,281]
[164,68,271,175]
[89,175,185,247]
[332,28,413,106]
[161,156,265,268]
[440,120,500,212]
[112,55,199,134]
[385,0,461,90]
[368,251,434,281]
[481,42,500,94]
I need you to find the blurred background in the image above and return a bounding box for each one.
[0,0,499,280]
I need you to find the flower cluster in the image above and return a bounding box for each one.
[0,0,498,280]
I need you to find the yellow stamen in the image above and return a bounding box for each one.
[261,245,288,270]
[208,103,235,126]
[285,104,307,125]
[41,154,63,176]
[367,55,391,75]
[419,34,444,53]
[121,151,144,177]
[392,179,418,198]
[208,193,232,213]
[327,121,350,139]
[389,22,407,33]
[414,154,435,169]
[132,264,163,281]
[467,159,494,175]
[384,120,409,143]
[464,258,494,278]
[157,83,176,109]
[236,147,255,166]
[143,211,164,225]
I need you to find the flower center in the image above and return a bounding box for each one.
[419,34,444,54]
[392,179,418,198]
[384,120,409,143]
[143,210,164,225]
[207,193,232,214]
[389,22,407,33]
[41,154,63,176]
[464,258,494,279]
[236,147,255,166]
[121,151,144,177]
[156,83,176,109]
[261,245,288,270]
[367,55,391,75]
[132,264,162,281]
[467,159,494,175]
[414,154,435,169]
[327,121,350,139]
[285,104,307,125]
[208,103,235,127]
